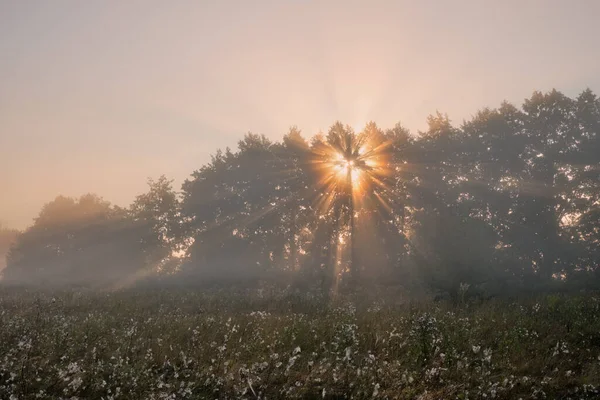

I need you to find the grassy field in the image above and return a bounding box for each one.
[0,287,599,399]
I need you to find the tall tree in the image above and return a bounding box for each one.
[130,175,183,272]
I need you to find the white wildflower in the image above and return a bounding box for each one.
[483,348,492,363]
[69,376,83,391]
[344,347,352,361]
[372,382,380,397]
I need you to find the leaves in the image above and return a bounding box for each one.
[3,89,599,291]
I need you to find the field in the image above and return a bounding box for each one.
[1,287,599,399]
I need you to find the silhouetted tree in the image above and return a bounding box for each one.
[3,195,147,286]
[4,89,599,294]
[0,223,20,273]
[130,175,183,272]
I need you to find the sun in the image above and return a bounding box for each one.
[332,154,363,188]
[310,125,393,207]
[305,123,397,287]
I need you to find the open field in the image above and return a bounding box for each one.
[1,288,599,399]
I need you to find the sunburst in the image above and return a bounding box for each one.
[311,126,393,205]
[307,124,395,287]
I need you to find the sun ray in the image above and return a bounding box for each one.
[306,127,397,287]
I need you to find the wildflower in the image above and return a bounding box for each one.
[472,345,481,354]
[372,382,380,397]
[483,348,492,363]
[426,367,439,380]
[344,347,352,361]
[69,376,83,391]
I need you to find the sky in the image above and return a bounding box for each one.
[1,0,599,229]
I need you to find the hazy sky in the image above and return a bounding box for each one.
[1,0,599,229]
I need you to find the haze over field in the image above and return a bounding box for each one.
[2,0,600,229]
[1,2,600,398]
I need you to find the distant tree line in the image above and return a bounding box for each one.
[2,89,599,296]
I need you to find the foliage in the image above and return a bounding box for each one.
[130,175,184,272]
[3,195,144,286]
[2,178,182,285]
[0,288,599,399]
[176,89,599,293]
[2,89,599,293]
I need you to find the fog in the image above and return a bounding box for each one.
[1,104,598,300]
[0,0,598,337]
[3,0,600,230]
[2,3,600,398]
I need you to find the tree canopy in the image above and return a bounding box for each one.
[2,89,599,296]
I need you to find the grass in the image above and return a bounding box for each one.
[0,286,599,399]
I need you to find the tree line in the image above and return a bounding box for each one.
[2,89,599,296]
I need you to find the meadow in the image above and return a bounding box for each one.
[1,287,599,399]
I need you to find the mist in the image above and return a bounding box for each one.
[2,101,599,297]
[3,0,600,231]
[1,2,600,398]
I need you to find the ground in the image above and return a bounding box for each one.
[0,287,599,399]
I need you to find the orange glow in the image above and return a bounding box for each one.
[306,125,400,290]
[350,168,361,186]
[310,126,394,213]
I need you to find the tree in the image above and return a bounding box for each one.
[130,175,183,272]
[0,223,20,273]
[5,89,599,294]
[3,195,147,286]
[180,133,287,283]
